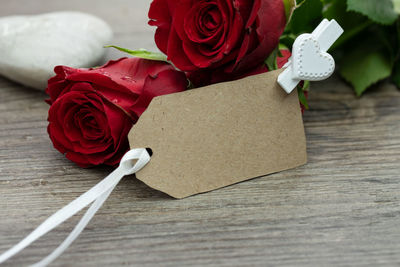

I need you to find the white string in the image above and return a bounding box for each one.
[30,186,116,267]
[0,148,151,266]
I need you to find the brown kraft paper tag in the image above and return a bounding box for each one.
[128,69,307,199]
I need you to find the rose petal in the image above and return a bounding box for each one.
[132,69,187,116]
[149,0,175,53]
[233,0,286,72]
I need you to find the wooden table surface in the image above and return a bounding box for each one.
[1,1,399,266]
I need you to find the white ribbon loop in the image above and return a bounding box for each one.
[0,148,151,267]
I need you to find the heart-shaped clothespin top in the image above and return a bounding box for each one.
[278,19,344,94]
[292,34,335,81]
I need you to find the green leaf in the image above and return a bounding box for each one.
[105,45,168,62]
[279,33,297,50]
[265,48,279,70]
[331,20,373,50]
[347,0,398,25]
[298,85,309,109]
[394,0,400,14]
[287,0,323,34]
[323,0,372,50]
[338,39,393,96]
[392,60,400,88]
[302,80,310,92]
[397,19,400,46]
[283,0,296,22]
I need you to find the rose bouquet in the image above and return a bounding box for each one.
[46,0,300,167]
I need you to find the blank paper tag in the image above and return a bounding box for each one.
[128,69,307,198]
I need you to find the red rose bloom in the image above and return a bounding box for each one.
[214,48,292,81]
[149,0,287,86]
[46,57,187,167]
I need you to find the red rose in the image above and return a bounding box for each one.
[149,0,287,86]
[188,48,291,85]
[46,57,187,167]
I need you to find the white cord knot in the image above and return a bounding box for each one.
[120,148,151,175]
[0,148,151,267]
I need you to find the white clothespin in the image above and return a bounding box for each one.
[278,19,344,94]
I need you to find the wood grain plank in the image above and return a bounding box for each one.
[0,1,399,266]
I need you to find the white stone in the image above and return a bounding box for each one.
[0,12,113,90]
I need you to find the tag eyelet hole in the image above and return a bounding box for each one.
[146,148,153,157]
